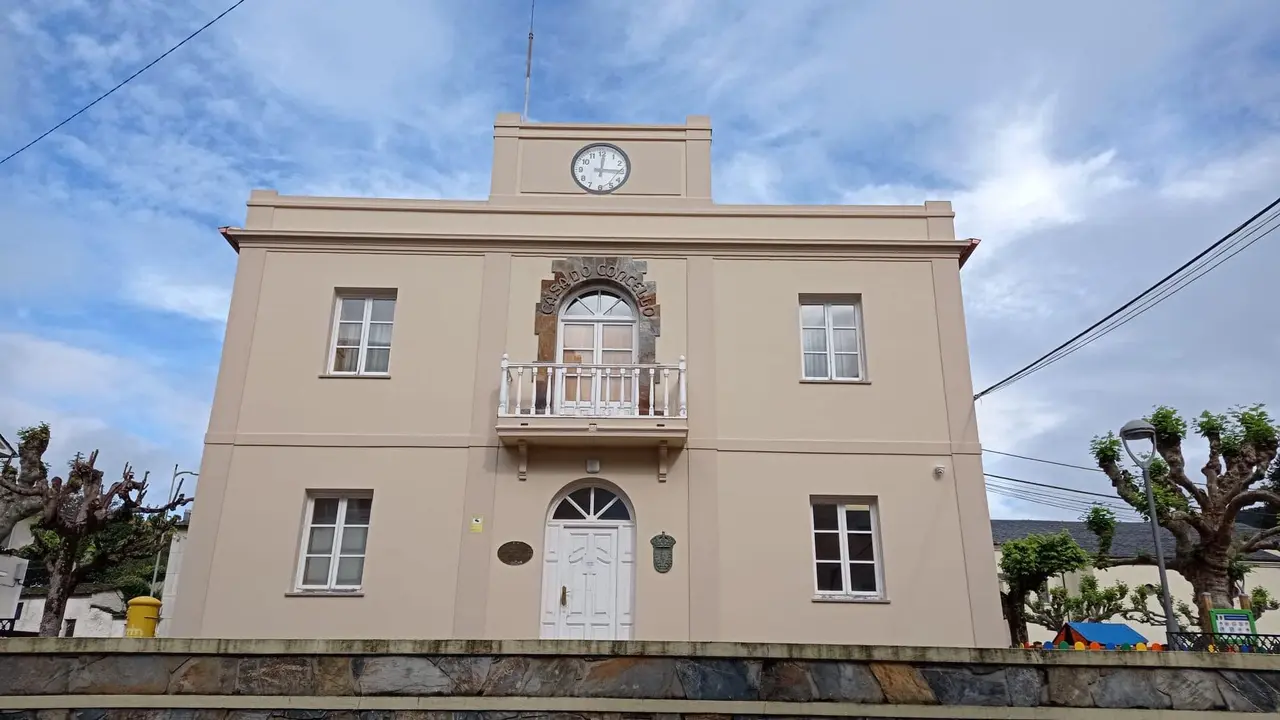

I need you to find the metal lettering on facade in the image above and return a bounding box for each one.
[538,260,657,317]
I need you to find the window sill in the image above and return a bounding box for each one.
[285,591,365,598]
[317,374,391,380]
[800,378,871,385]
[812,595,889,604]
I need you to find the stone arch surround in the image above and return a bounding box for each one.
[532,256,663,413]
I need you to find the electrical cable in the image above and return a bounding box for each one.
[983,472,1118,499]
[985,482,1143,518]
[1003,210,1280,384]
[983,449,1103,473]
[974,195,1280,400]
[978,208,1280,397]
[984,483,1139,515]
[978,206,1280,397]
[0,0,250,168]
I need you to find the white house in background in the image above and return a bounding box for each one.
[157,512,190,637]
[992,520,1280,643]
[7,586,126,637]
[2,512,191,637]
[1,516,35,552]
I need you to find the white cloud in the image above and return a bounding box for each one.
[0,332,209,436]
[127,272,231,325]
[0,332,210,479]
[1159,137,1280,202]
[842,100,1131,250]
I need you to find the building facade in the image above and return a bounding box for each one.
[170,114,1004,646]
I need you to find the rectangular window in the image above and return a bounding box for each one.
[63,618,77,637]
[296,494,373,591]
[329,295,396,375]
[799,300,864,381]
[811,500,883,597]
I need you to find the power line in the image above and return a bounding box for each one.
[983,474,1144,518]
[984,472,1117,499]
[974,195,1280,400]
[986,484,1134,514]
[0,0,250,168]
[984,478,1138,512]
[1000,209,1280,386]
[983,448,1102,473]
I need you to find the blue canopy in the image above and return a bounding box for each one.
[1056,622,1148,646]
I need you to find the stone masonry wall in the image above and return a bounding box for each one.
[0,639,1278,718]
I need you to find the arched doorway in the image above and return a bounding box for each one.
[539,483,636,640]
[557,288,637,414]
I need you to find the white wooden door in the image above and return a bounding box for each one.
[556,527,618,640]
[540,486,635,640]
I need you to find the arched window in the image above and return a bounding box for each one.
[551,486,632,522]
[558,289,637,411]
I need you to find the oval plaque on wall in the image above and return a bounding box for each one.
[497,541,534,566]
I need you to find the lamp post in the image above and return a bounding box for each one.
[150,466,198,592]
[1119,419,1180,643]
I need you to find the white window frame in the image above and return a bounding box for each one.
[295,494,372,592]
[809,499,884,599]
[556,288,639,412]
[799,300,865,381]
[327,295,396,376]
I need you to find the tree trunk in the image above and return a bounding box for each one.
[1001,591,1029,647]
[1186,568,1232,631]
[39,540,79,637]
[1177,540,1228,630]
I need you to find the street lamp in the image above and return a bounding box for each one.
[1119,419,1180,643]
[150,467,198,593]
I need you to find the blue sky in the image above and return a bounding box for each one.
[1,0,1278,517]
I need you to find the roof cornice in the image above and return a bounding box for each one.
[246,193,956,220]
[220,227,972,260]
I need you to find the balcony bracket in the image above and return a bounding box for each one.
[657,441,669,483]
[517,441,528,481]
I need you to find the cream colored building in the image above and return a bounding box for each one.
[169,114,1004,646]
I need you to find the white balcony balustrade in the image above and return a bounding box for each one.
[498,355,687,419]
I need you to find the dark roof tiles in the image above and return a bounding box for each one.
[990,519,1279,563]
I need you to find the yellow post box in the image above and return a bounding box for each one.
[124,596,162,638]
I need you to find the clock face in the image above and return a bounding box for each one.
[571,143,630,194]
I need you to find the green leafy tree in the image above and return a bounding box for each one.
[1025,572,1139,632]
[0,449,189,636]
[998,531,1091,646]
[1089,405,1280,630]
[18,514,175,600]
[0,424,53,545]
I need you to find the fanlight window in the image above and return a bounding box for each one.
[561,290,634,318]
[552,486,632,521]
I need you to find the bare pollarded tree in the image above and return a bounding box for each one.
[0,424,53,547]
[0,437,190,636]
[1090,404,1280,629]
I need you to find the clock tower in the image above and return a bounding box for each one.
[487,112,713,206]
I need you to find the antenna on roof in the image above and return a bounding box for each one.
[521,0,536,122]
